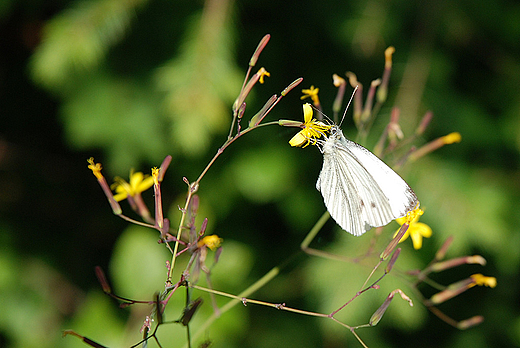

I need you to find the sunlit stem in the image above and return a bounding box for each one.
[62,330,108,348]
[168,186,195,284]
[300,211,358,263]
[194,79,302,188]
[169,109,291,283]
[230,34,271,139]
[357,79,381,142]
[186,266,281,346]
[117,214,156,229]
[330,270,385,317]
[252,77,303,126]
[190,264,374,347]
[300,211,330,249]
[191,284,329,318]
[332,74,346,123]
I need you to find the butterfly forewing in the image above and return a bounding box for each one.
[317,127,418,236]
[317,151,366,236]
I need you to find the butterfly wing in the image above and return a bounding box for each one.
[317,129,418,236]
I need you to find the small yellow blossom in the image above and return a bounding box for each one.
[258,67,270,84]
[404,206,423,223]
[197,235,223,251]
[442,132,462,144]
[87,157,103,180]
[301,85,320,105]
[470,274,497,288]
[151,167,159,186]
[409,132,462,162]
[111,170,154,202]
[289,103,331,148]
[384,46,395,69]
[395,208,432,249]
[332,74,345,87]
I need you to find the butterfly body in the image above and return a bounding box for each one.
[316,125,418,236]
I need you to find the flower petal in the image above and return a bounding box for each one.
[137,175,155,193]
[289,131,308,147]
[129,171,144,188]
[302,103,313,123]
[395,216,406,225]
[410,230,423,249]
[113,192,129,202]
[416,222,432,238]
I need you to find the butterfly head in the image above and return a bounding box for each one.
[324,125,347,142]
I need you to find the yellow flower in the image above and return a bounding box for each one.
[258,67,270,84]
[442,132,462,144]
[395,209,432,249]
[197,235,223,250]
[151,167,159,186]
[301,85,320,105]
[332,74,345,87]
[289,103,331,148]
[384,46,395,69]
[111,170,154,202]
[87,157,103,180]
[470,274,497,288]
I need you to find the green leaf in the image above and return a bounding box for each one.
[30,0,147,90]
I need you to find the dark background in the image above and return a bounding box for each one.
[1,0,519,347]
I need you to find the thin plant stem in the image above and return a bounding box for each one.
[168,120,282,284]
[186,266,281,346]
[117,214,155,229]
[300,211,360,263]
[191,284,329,318]
[360,258,383,290]
[300,211,330,249]
[168,189,194,284]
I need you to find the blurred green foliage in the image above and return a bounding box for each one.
[1,0,519,347]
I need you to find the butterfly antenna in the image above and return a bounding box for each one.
[338,85,358,127]
[310,105,335,129]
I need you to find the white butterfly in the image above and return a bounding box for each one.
[316,125,418,236]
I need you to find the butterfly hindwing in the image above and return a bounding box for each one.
[344,138,418,219]
[317,127,418,236]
